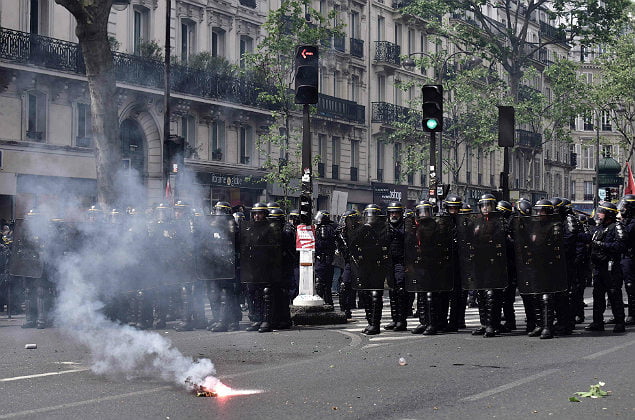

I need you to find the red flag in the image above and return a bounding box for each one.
[626,162,635,195]
[165,178,172,201]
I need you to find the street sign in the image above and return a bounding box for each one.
[598,188,606,201]
[296,224,316,250]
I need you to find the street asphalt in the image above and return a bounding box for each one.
[1,295,634,420]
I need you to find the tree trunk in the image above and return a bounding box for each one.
[56,1,121,208]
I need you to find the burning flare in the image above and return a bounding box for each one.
[187,376,264,398]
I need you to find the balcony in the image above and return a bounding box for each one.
[350,38,364,58]
[392,0,413,8]
[0,27,279,111]
[317,162,325,178]
[584,122,594,131]
[374,41,400,66]
[350,166,358,181]
[317,94,365,124]
[333,34,345,52]
[211,150,223,161]
[76,136,92,148]
[238,0,257,8]
[516,129,542,150]
[371,102,413,124]
[540,22,567,44]
[332,164,340,180]
[602,124,612,131]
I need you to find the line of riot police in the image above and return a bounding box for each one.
[336,193,632,338]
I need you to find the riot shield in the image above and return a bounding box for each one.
[8,218,43,279]
[169,219,196,285]
[239,220,281,284]
[195,215,236,282]
[349,223,390,290]
[513,214,568,294]
[405,216,454,292]
[456,212,508,290]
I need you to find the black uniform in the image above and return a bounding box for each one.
[314,213,336,305]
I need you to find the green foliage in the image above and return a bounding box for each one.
[137,39,164,60]
[186,52,238,78]
[108,36,120,52]
[573,381,610,399]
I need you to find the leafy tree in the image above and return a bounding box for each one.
[55,0,121,207]
[242,0,342,206]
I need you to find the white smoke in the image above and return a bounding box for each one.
[25,167,216,389]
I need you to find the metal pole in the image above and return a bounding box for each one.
[429,131,437,210]
[594,112,600,208]
[163,0,171,196]
[502,146,510,201]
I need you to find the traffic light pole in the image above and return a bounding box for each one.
[501,146,510,201]
[293,104,324,307]
[429,131,438,212]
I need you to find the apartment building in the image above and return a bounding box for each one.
[0,0,579,220]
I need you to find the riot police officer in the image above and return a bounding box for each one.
[496,200,517,332]
[314,210,336,305]
[618,194,635,325]
[586,202,627,333]
[335,210,361,319]
[385,202,408,331]
[268,208,293,329]
[444,194,466,332]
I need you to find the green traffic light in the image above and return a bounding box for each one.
[426,119,438,130]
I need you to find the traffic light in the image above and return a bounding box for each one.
[498,106,515,147]
[422,84,443,132]
[294,45,319,104]
[299,194,312,225]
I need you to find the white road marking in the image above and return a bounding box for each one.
[582,339,635,360]
[0,386,172,419]
[461,368,560,402]
[0,368,90,382]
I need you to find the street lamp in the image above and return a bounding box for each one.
[403,50,478,210]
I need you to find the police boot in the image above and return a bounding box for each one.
[211,288,230,332]
[206,282,221,330]
[483,290,498,338]
[625,282,635,325]
[394,289,408,331]
[21,285,37,328]
[412,293,429,334]
[423,293,439,335]
[35,285,48,329]
[245,288,262,331]
[521,294,535,333]
[447,290,462,332]
[472,291,487,336]
[608,288,626,333]
[339,281,350,314]
[553,292,573,335]
[540,294,554,339]
[384,290,397,330]
[500,286,517,333]
[364,291,383,335]
[175,286,194,332]
[275,287,292,330]
[258,287,274,333]
[528,296,544,337]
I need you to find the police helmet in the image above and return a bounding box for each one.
[444,194,463,209]
[415,200,434,219]
[459,204,472,214]
[618,194,635,217]
[597,201,618,219]
[363,204,383,224]
[550,197,565,215]
[267,208,285,222]
[314,210,331,225]
[404,208,414,218]
[534,199,554,215]
[107,208,122,224]
[496,200,513,218]
[233,211,245,224]
[340,209,361,229]
[560,198,573,213]
[516,199,533,216]
[214,201,232,215]
[386,201,404,213]
[154,203,172,223]
[251,202,268,220]
[173,200,190,219]
[478,193,497,214]
[86,205,103,222]
[266,202,281,211]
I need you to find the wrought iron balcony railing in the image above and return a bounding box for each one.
[516,129,543,149]
[333,34,345,52]
[540,22,567,44]
[374,41,400,66]
[317,93,365,124]
[350,38,364,58]
[0,27,278,111]
[371,102,414,124]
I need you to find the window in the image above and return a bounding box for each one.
[583,112,594,130]
[279,127,288,161]
[210,121,225,161]
[377,140,385,181]
[333,70,340,97]
[394,23,402,45]
[351,140,359,168]
[29,0,49,35]
[394,81,402,106]
[602,144,613,158]
[240,126,253,164]
[351,75,359,102]
[377,16,385,41]
[394,143,401,181]
[318,134,327,163]
[133,6,150,55]
[350,12,360,38]
[76,103,92,147]
[26,91,46,142]
[180,19,196,62]
[584,181,593,200]
[408,29,415,55]
[181,115,196,152]
[211,29,225,57]
[490,151,496,186]
[240,36,253,68]
[377,75,386,101]
[332,137,341,165]
[582,145,595,169]
[571,180,576,200]
[602,111,612,131]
